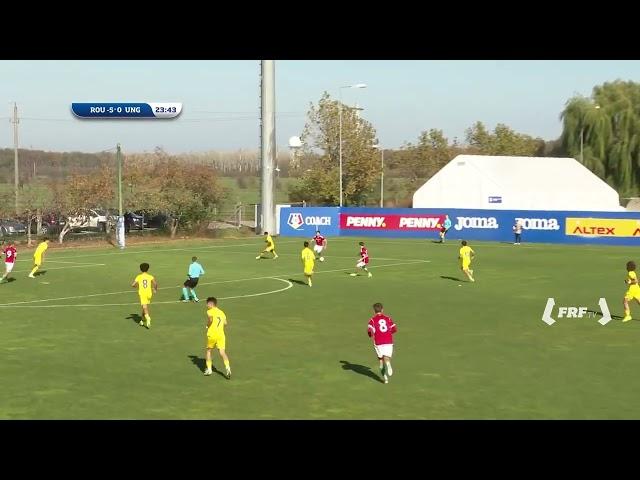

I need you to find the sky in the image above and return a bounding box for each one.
[1,60,640,154]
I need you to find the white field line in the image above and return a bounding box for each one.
[221,250,418,261]
[43,240,304,261]
[359,238,637,253]
[0,278,295,308]
[0,260,429,308]
[12,264,106,274]
[43,260,107,265]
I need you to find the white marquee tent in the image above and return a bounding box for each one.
[412,155,624,212]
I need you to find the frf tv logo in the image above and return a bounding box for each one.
[287,213,304,230]
[541,298,612,326]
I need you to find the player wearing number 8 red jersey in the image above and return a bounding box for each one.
[1,241,17,283]
[131,263,158,329]
[367,302,397,384]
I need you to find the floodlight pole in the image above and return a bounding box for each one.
[260,60,276,234]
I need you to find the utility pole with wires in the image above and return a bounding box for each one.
[11,102,19,215]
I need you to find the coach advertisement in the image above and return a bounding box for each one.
[279,207,340,237]
[280,207,640,246]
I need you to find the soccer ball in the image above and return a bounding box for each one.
[319,257,325,262]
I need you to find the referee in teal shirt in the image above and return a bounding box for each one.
[182,256,205,302]
[439,215,452,243]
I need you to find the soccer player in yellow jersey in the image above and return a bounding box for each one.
[459,240,475,282]
[623,261,640,322]
[28,239,49,278]
[204,297,231,378]
[256,231,278,260]
[301,241,315,287]
[131,262,158,329]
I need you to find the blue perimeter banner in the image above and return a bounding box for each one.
[279,207,640,246]
[279,207,340,237]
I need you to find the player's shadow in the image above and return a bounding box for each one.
[440,275,464,282]
[188,355,226,378]
[287,278,308,286]
[586,310,624,321]
[34,270,47,277]
[126,313,142,325]
[431,240,443,244]
[339,360,384,383]
[3,277,16,283]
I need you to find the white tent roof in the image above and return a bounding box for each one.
[412,155,623,212]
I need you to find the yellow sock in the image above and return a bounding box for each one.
[206,359,212,370]
[223,359,230,370]
[30,266,38,276]
[144,314,151,325]
[625,308,630,316]
[308,277,312,286]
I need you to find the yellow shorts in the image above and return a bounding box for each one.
[461,261,471,270]
[34,256,42,266]
[207,334,226,350]
[265,246,275,252]
[304,268,314,276]
[625,290,640,302]
[139,294,152,306]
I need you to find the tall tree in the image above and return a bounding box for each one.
[561,81,640,195]
[124,157,227,238]
[20,183,50,246]
[396,129,454,189]
[52,168,115,243]
[465,121,543,156]
[293,92,379,206]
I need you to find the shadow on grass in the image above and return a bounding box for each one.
[586,310,624,321]
[287,278,308,286]
[339,360,383,383]
[34,270,47,277]
[2,277,17,283]
[440,275,464,282]
[188,355,226,378]
[126,313,142,325]
[431,240,443,244]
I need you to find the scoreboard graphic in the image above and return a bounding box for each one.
[71,103,182,119]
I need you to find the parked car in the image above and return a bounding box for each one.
[67,209,109,231]
[0,219,27,237]
[125,212,144,232]
[136,212,168,229]
[24,218,55,235]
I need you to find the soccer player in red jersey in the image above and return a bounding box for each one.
[350,241,372,277]
[312,230,327,260]
[367,302,397,384]
[1,241,17,283]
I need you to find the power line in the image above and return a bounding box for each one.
[12,113,305,123]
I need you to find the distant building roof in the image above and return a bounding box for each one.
[412,155,623,211]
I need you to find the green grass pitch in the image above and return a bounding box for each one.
[2,236,640,419]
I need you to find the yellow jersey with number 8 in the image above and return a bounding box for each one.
[135,272,154,297]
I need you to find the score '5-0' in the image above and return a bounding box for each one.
[71,102,182,119]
